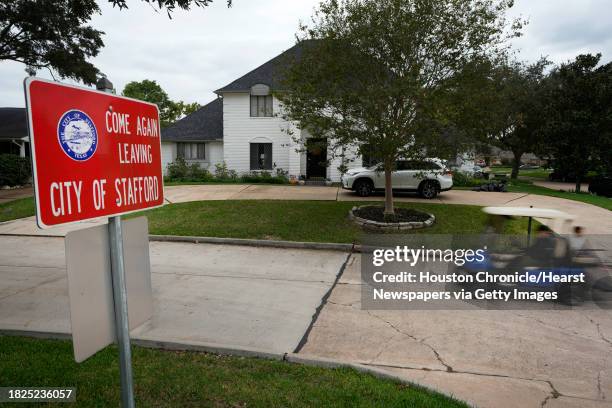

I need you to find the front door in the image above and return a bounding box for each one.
[306,138,327,179]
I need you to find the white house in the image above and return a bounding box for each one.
[161,44,362,182]
[0,108,30,157]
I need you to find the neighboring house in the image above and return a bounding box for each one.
[161,44,361,181]
[486,147,546,166]
[0,107,29,157]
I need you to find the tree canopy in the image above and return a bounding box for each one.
[110,0,232,14]
[0,0,104,84]
[475,58,550,179]
[538,54,612,191]
[1,0,231,84]
[278,0,522,214]
[122,79,200,128]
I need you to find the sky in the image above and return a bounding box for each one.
[1,0,611,107]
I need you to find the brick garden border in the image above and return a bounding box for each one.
[349,205,435,231]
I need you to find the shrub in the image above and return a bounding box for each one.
[167,157,189,180]
[188,163,213,181]
[240,171,288,184]
[0,154,31,186]
[227,170,238,180]
[452,171,482,187]
[214,161,230,179]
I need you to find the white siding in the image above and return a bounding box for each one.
[222,93,298,177]
[161,142,176,176]
[329,143,362,182]
[204,141,224,173]
[161,141,224,175]
[300,129,361,182]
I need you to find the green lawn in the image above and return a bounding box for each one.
[489,166,552,180]
[1,336,466,408]
[0,196,35,222]
[128,200,532,243]
[507,181,611,211]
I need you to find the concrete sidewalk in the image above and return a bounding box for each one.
[0,235,347,353]
[300,254,612,408]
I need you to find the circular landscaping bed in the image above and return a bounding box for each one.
[349,205,435,231]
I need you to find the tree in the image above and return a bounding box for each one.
[122,79,199,127]
[110,0,232,14]
[1,0,231,84]
[177,101,202,116]
[278,0,522,215]
[480,59,550,179]
[539,54,612,192]
[0,0,104,84]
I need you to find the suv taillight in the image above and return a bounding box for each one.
[443,169,453,176]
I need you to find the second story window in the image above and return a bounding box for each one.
[250,95,273,117]
[250,84,273,117]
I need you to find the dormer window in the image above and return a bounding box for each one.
[250,84,273,117]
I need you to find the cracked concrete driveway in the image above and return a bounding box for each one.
[0,235,348,353]
[298,254,612,408]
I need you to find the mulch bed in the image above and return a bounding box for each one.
[352,206,430,223]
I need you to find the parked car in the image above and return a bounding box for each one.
[588,176,612,197]
[341,159,453,199]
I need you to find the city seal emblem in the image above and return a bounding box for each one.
[57,109,98,161]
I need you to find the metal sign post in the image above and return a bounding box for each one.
[109,216,135,408]
[25,75,163,408]
[97,78,135,408]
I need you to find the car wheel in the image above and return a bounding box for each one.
[354,179,373,197]
[419,180,439,199]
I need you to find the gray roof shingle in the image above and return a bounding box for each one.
[0,107,28,141]
[161,98,223,142]
[215,42,306,93]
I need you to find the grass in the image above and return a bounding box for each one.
[489,166,552,180]
[507,180,611,211]
[1,336,467,408]
[0,196,35,222]
[128,200,533,243]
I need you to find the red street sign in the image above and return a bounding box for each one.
[24,78,164,228]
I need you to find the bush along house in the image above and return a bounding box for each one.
[161,43,362,183]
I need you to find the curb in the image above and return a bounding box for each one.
[0,329,468,406]
[0,232,365,252]
[149,234,356,252]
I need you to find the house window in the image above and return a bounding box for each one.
[250,95,273,117]
[177,143,205,160]
[250,143,273,170]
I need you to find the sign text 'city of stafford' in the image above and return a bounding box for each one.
[25,78,164,228]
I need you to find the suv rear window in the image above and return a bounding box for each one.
[397,160,441,170]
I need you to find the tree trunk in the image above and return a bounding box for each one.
[384,161,394,215]
[511,151,523,180]
[575,175,582,193]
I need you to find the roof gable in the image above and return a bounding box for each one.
[215,42,308,94]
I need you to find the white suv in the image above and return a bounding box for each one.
[341,159,453,199]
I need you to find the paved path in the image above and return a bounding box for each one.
[0,235,347,353]
[300,254,612,408]
[533,181,589,192]
[0,186,33,204]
